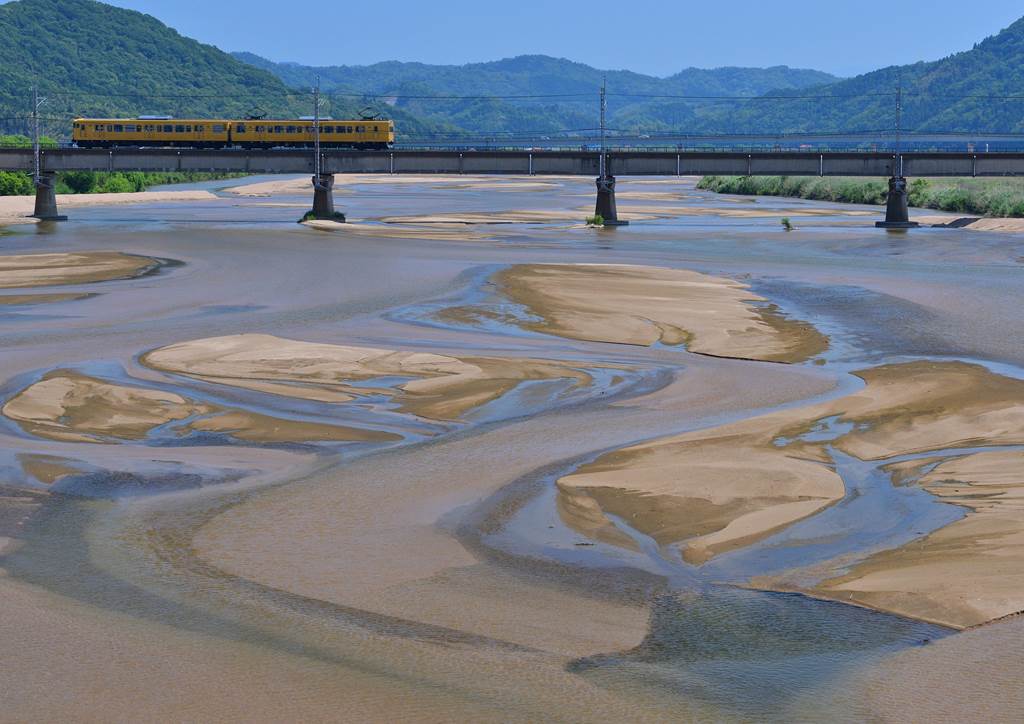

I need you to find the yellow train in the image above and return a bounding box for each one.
[72,117,395,149]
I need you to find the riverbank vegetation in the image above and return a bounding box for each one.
[697,176,1024,217]
[0,137,243,195]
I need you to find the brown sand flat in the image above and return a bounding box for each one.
[3,370,397,445]
[3,370,208,442]
[0,251,160,289]
[303,219,492,241]
[915,214,1024,232]
[560,361,1024,581]
[17,453,82,485]
[378,210,581,225]
[813,450,1024,629]
[0,292,94,305]
[142,333,597,421]
[487,263,827,363]
[0,191,216,225]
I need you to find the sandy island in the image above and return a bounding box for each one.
[443,263,827,363]
[3,370,399,445]
[560,359,1024,626]
[0,190,217,226]
[141,333,598,421]
[0,251,162,289]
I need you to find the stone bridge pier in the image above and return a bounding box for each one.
[309,174,344,221]
[595,174,628,226]
[32,172,67,221]
[875,176,919,229]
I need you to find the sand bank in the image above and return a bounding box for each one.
[468,263,827,363]
[0,190,217,225]
[814,449,1024,628]
[0,251,161,289]
[0,292,94,305]
[560,361,1024,588]
[914,214,1024,233]
[3,370,398,445]
[142,333,595,421]
[302,219,492,241]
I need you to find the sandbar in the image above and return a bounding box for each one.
[472,263,827,363]
[0,251,161,289]
[0,190,216,225]
[3,370,399,445]
[560,360,1024,595]
[142,333,596,421]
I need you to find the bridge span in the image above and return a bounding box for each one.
[5,148,1023,227]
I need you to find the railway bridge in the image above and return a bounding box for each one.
[3,147,1024,227]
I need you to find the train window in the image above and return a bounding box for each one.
[373,125,379,132]
[106,125,113,132]
[286,126,296,133]
[274,125,283,133]
[185,125,192,132]
[113,124,123,132]
[255,125,265,133]
[145,125,154,132]
[95,125,102,131]
[164,125,173,132]
[356,126,365,133]
[175,125,185,133]
[196,125,204,132]
[213,124,225,133]
[234,124,244,133]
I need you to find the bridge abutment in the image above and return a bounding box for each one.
[595,175,627,226]
[309,174,344,221]
[875,176,919,229]
[32,172,67,221]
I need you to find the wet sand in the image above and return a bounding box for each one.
[0,190,217,225]
[3,174,1024,720]
[467,263,828,363]
[0,251,161,289]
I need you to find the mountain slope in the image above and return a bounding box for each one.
[689,16,1024,134]
[234,52,837,136]
[0,0,446,138]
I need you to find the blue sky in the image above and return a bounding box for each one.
[95,1,1024,77]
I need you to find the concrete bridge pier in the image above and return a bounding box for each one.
[595,175,628,226]
[309,174,344,221]
[875,176,918,229]
[32,172,67,221]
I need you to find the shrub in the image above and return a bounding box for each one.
[781,217,793,231]
[585,214,604,226]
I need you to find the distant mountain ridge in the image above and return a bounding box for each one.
[232,52,837,137]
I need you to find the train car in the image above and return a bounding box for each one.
[231,119,393,149]
[72,117,395,149]
[72,118,230,148]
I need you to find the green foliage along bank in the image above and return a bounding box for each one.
[697,176,1024,218]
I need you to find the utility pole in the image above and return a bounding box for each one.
[32,83,45,187]
[895,72,903,177]
[599,75,607,179]
[313,75,321,182]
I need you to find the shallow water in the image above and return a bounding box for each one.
[2,176,1023,721]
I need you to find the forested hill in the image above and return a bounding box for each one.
[686,16,1024,134]
[0,0,445,138]
[233,52,837,137]
[237,16,1024,137]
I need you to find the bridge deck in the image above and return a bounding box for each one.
[3,148,1024,177]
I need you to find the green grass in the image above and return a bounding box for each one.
[697,176,1024,218]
